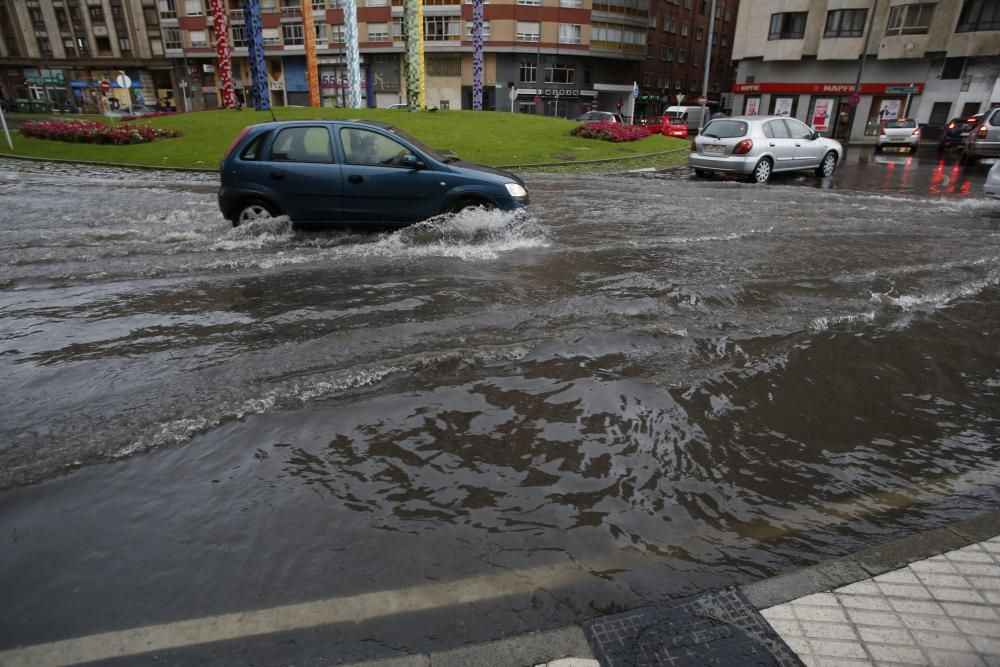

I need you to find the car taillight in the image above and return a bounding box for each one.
[978,125,988,139]
[224,126,252,160]
[879,127,886,136]
[912,128,920,136]
[732,139,753,155]
[947,122,956,129]
[690,139,698,152]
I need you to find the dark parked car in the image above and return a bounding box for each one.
[938,115,981,153]
[218,120,529,226]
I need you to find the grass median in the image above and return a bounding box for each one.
[0,107,689,173]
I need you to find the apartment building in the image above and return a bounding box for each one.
[636,0,739,118]
[0,0,175,112]
[731,0,999,143]
[153,0,654,116]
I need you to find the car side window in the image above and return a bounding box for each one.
[766,120,790,138]
[340,128,416,167]
[241,132,269,161]
[990,111,1000,127]
[761,123,774,139]
[270,127,334,163]
[783,119,813,140]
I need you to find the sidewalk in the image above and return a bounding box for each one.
[354,511,1000,666]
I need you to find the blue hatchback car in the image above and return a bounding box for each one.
[218,120,529,226]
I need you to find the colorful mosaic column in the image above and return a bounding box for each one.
[302,0,320,106]
[243,0,270,111]
[417,1,426,108]
[403,0,420,109]
[343,0,362,108]
[472,0,483,110]
[209,0,236,108]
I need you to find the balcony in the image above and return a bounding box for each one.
[229,8,244,21]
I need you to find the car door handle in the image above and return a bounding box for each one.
[769,142,775,146]
[269,172,285,180]
[795,143,802,147]
[348,175,364,184]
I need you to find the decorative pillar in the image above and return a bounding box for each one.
[417,0,425,108]
[209,0,236,108]
[343,0,362,108]
[302,0,320,106]
[403,0,421,109]
[243,0,270,110]
[472,0,483,110]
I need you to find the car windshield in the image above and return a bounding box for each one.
[886,119,916,128]
[384,125,451,162]
[701,119,748,138]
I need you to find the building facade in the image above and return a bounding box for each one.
[730,0,999,143]
[636,0,739,119]
[0,0,175,112]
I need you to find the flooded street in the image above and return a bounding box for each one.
[1,154,998,664]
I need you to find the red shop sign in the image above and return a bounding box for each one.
[732,82,924,95]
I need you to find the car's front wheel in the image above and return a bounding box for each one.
[815,151,837,177]
[234,199,276,227]
[448,197,493,214]
[748,158,772,184]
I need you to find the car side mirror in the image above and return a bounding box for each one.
[400,154,424,169]
[811,131,820,140]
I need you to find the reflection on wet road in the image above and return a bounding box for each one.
[0,156,998,663]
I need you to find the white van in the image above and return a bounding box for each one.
[663,105,706,132]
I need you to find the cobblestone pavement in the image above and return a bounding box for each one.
[762,535,1000,667]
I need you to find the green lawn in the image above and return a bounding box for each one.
[0,108,688,172]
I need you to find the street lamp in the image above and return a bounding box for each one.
[698,0,717,134]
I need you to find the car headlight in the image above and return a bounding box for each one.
[505,182,528,198]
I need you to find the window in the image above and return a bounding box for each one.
[516,21,539,42]
[560,0,583,6]
[941,57,965,79]
[143,7,158,24]
[559,23,581,44]
[96,36,112,52]
[464,21,491,39]
[824,9,866,37]
[231,24,247,46]
[885,3,934,36]
[150,38,164,55]
[283,22,304,44]
[663,17,675,33]
[271,127,333,163]
[519,60,536,83]
[119,36,132,51]
[367,22,389,41]
[545,63,575,84]
[189,29,207,47]
[340,128,414,166]
[518,0,540,5]
[184,0,202,16]
[696,27,703,40]
[89,6,106,22]
[646,43,655,58]
[693,49,700,65]
[768,12,806,40]
[331,24,345,43]
[315,22,328,46]
[956,0,1000,32]
[425,16,460,40]
[642,72,651,86]
[29,7,44,26]
[158,0,176,18]
[678,48,686,63]
[649,13,657,28]
[164,27,182,48]
[681,22,688,36]
[661,45,672,61]
[37,36,53,55]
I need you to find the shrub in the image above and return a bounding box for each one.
[570,120,651,143]
[19,119,182,145]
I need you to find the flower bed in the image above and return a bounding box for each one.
[570,120,651,143]
[19,119,182,145]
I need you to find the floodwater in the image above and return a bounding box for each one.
[1,155,998,663]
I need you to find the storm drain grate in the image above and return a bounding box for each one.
[581,587,802,667]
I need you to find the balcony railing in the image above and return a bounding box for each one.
[230,9,244,21]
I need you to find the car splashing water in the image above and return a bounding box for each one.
[0,158,998,661]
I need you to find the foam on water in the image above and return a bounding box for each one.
[870,269,1000,311]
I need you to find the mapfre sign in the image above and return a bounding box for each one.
[733,82,925,95]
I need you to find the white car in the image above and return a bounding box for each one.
[876,118,920,152]
[986,161,1000,199]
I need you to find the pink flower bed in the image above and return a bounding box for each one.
[19,119,182,145]
[570,120,652,143]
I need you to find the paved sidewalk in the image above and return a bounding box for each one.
[762,536,1000,667]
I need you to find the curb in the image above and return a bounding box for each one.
[347,508,1000,666]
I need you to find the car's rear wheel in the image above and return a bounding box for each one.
[234,199,276,227]
[748,158,772,184]
[815,151,837,177]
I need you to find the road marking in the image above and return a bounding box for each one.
[5,461,1000,665]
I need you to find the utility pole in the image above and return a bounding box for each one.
[846,0,880,147]
[698,0,717,133]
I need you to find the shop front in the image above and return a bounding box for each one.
[733,82,925,144]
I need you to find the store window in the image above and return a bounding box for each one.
[744,95,761,115]
[768,12,806,40]
[769,96,797,117]
[865,97,903,135]
[885,3,934,36]
[545,63,576,84]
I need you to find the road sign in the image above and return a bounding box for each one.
[698,95,707,105]
[632,81,639,98]
[847,94,861,107]
[886,86,919,94]
[115,73,132,89]
[100,80,111,93]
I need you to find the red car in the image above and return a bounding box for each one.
[662,116,689,139]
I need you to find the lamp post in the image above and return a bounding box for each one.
[846,0,880,147]
[698,0,717,134]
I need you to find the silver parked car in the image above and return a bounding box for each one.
[986,160,1000,200]
[875,118,920,152]
[961,107,1000,165]
[689,115,843,183]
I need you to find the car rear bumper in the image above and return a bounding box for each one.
[688,152,757,174]
[968,141,1000,158]
[876,136,919,148]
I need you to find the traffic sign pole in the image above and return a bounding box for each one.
[0,103,13,151]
